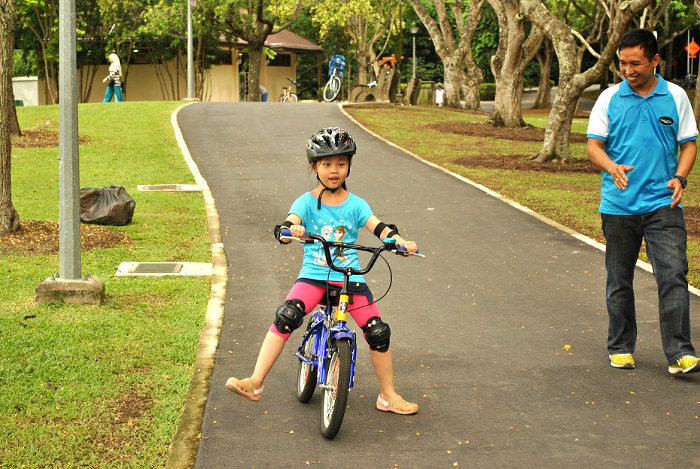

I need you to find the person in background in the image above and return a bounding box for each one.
[435,83,444,107]
[259,85,268,102]
[102,53,123,103]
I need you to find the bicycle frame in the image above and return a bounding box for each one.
[296,301,357,390]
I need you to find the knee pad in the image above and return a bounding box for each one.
[274,299,306,334]
[361,316,391,352]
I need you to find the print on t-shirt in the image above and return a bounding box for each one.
[312,220,352,267]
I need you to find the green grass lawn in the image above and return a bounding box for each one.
[344,105,700,286]
[0,102,210,467]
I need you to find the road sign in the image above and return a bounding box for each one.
[685,40,700,56]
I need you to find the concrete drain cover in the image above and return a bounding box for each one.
[137,184,202,192]
[132,262,183,274]
[116,262,212,277]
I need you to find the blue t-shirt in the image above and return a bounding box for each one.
[586,76,698,215]
[289,192,373,283]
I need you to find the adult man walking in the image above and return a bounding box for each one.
[587,28,699,374]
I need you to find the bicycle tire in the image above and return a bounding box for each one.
[282,93,298,103]
[323,75,342,102]
[296,322,317,402]
[320,338,352,439]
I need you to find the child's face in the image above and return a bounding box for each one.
[313,155,350,189]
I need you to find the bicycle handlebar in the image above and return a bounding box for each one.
[286,77,297,85]
[278,228,424,277]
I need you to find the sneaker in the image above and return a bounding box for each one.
[609,353,635,369]
[668,355,699,374]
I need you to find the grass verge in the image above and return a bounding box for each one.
[0,102,210,467]
[343,104,700,286]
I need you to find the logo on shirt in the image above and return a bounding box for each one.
[658,116,674,125]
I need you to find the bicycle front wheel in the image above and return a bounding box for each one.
[297,323,317,402]
[320,338,352,439]
[323,75,342,102]
[282,93,298,103]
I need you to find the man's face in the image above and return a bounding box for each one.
[619,46,659,92]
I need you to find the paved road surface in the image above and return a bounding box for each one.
[178,102,699,468]
[479,86,595,113]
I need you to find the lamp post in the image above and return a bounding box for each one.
[410,26,419,79]
[35,0,105,305]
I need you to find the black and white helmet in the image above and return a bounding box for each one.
[306,127,357,163]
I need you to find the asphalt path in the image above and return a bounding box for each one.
[178,102,699,468]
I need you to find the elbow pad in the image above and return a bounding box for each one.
[373,222,399,239]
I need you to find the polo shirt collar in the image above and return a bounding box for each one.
[620,74,668,97]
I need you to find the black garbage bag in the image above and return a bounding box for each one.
[80,185,135,226]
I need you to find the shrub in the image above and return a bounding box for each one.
[480,83,496,100]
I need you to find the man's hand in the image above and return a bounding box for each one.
[610,164,634,190]
[667,177,684,207]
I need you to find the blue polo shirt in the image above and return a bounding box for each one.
[587,75,698,215]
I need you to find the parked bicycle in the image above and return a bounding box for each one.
[279,228,424,439]
[280,77,298,103]
[323,54,346,102]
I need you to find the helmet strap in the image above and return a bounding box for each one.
[316,174,347,210]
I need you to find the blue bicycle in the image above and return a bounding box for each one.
[279,229,423,439]
[323,54,346,102]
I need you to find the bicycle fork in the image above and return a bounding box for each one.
[296,302,357,390]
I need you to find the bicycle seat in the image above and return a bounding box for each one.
[319,288,341,307]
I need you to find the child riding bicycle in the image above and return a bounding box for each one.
[226,127,419,415]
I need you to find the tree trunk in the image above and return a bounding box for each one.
[487,0,542,127]
[695,80,700,127]
[533,81,578,161]
[491,71,525,126]
[410,0,484,110]
[9,89,21,137]
[460,67,481,110]
[534,40,552,109]
[247,44,262,102]
[443,59,462,108]
[521,0,652,162]
[0,0,21,233]
[356,54,370,86]
[79,64,99,103]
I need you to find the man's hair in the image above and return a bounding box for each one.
[618,29,658,61]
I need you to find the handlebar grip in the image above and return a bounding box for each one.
[281,228,291,236]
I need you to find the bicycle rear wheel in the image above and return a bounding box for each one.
[296,322,317,402]
[323,75,342,102]
[320,338,352,439]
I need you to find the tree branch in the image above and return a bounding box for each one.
[571,28,600,58]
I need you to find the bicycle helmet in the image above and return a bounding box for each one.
[306,127,356,163]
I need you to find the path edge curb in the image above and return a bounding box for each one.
[166,103,228,468]
[338,103,700,298]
